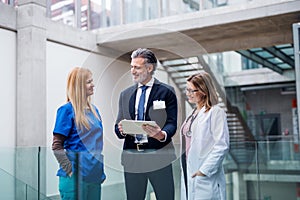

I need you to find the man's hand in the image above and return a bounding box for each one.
[118,121,126,136]
[142,124,165,141]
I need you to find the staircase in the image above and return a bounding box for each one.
[161,56,256,169]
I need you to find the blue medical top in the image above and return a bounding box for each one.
[53,102,106,183]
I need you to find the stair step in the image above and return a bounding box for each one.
[226,113,237,117]
[229,136,246,139]
[227,122,242,126]
[228,128,244,131]
[229,133,246,136]
[227,118,239,122]
[229,129,245,132]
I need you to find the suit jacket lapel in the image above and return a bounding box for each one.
[129,85,138,120]
[129,79,160,120]
[146,78,160,115]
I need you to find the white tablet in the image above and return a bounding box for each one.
[121,119,157,135]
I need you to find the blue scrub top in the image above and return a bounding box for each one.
[53,102,106,183]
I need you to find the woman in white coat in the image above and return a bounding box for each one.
[180,72,229,200]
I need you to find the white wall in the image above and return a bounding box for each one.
[0,28,16,199]
[0,28,16,148]
[46,41,132,196]
[223,51,242,73]
[46,41,89,195]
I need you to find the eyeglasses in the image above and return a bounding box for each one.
[185,88,199,94]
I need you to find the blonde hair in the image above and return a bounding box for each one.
[66,67,99,130]
[187,71,218,112]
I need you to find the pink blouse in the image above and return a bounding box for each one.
[181,116,193,158]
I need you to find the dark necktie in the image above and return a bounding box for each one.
[136,85,148,141]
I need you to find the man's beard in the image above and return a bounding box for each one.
[133,71,149,84]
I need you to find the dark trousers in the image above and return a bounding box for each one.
[124,164,174,200]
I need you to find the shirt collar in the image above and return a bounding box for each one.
[138,77,154,88]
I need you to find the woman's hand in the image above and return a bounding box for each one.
[142,124,165,141]
[191,171,206,178]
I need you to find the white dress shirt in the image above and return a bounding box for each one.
[134,78,154,143]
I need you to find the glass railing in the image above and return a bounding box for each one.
[2,0,291,30]
[1,140,299,199]
[224,140,300,200]
[0,148,51,200]
[0,169,51,200]
[46,0,258,30]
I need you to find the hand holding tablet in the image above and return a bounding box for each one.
[120,119,157,135]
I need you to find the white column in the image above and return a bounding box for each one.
[232,171,248,200]
[292,23,300,149]
[16,0,47,198]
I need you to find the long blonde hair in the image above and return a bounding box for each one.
[187,71,218,112]
[66,67,99,130]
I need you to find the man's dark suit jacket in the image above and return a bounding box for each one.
[114,78,178,173]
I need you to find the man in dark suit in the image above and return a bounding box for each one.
[114,48,178,200]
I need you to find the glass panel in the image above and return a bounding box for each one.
[0,0,16,5]
[0,147,51,200]
[249,47,263,52]
[164,57,199,66]
[89,0,110,30]
[174,77,188,84]
[166,62,200,72]
[276,44,292,48]
[167,65,194,72]
[255,113,281,141]
[281,48,294,56]
[277,63,292,69]
[0,168,50,200]
[182,0,199,11]
[50,0,75,27]
[267,57,283,64]
[123,0,144,24]
[45,0,263,29]
[80,0,88,30]
[162,0,194,17]
[187,56,199,63]
[109,0,122,26]
[0,142,299,199]
[163,58,188,66]
[241,56,260,70]
[171,70,198,78]
[145,0,160,20]
[255,51,273,58]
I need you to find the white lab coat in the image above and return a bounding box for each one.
[180,105,229,200]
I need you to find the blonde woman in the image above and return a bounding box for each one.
[180,72,229,200]
[52,67,105,200]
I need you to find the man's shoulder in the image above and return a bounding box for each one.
[154,79,175,92]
